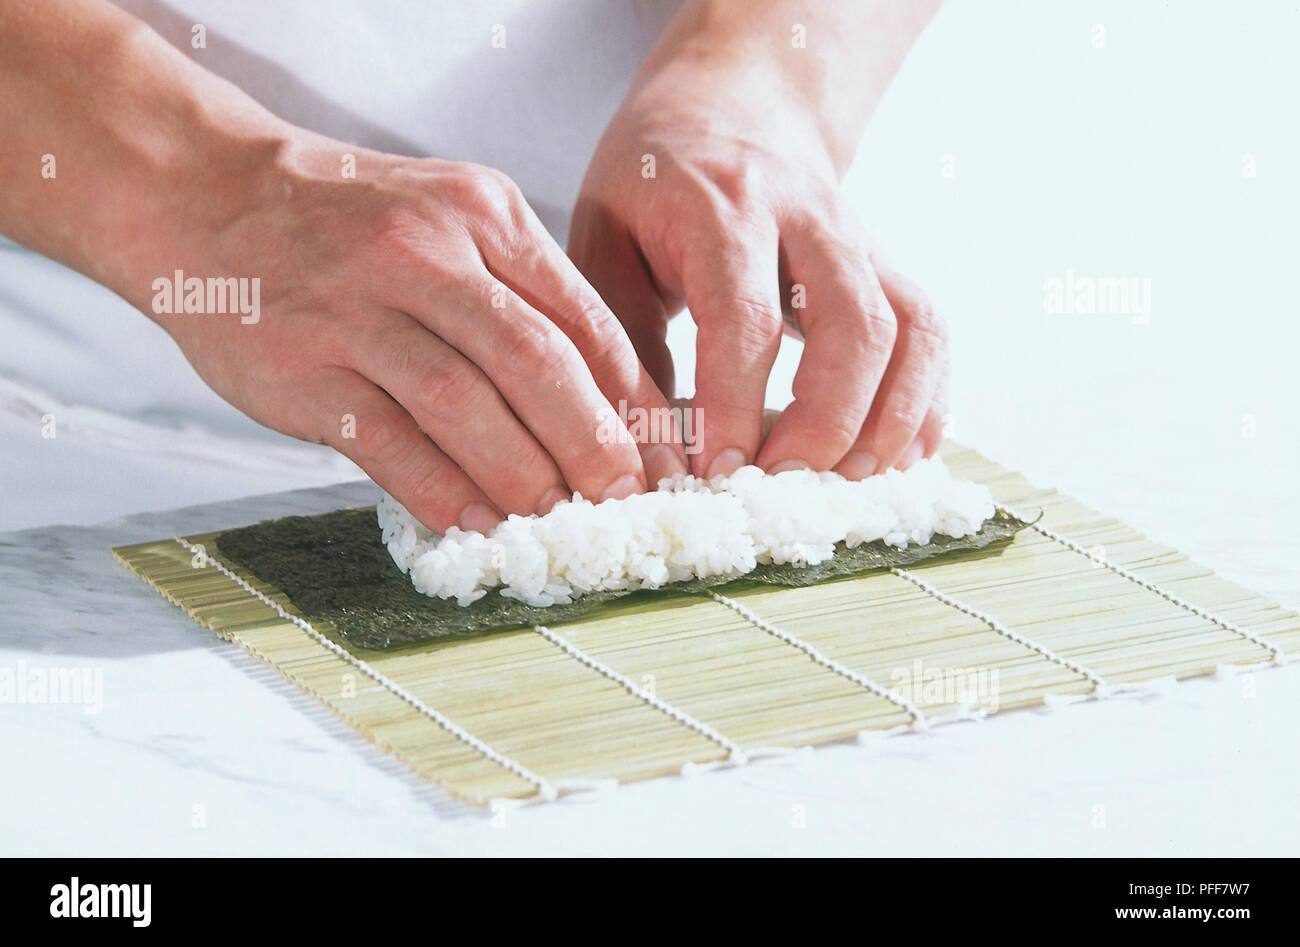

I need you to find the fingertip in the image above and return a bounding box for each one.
[766,458,811,475]
[643,442,688,488]
[459,502,503,534]
[599,473,643,502]
[753,401,859,474]
[835,450,879,480]
[536,486,569,516]
[705,447,747,479]
[898,440,925,471]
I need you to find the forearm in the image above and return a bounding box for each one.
[0,0,294,309]
[631,0,941,175]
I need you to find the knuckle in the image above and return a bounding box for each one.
[705,162,765,207]
[861,296,899,349]
[568,296,626,359]
[831,413,865,448]
[820,280,896,357]
[500,321,572,378]
[810,221,862,261]
[353,412,405,466]
[448,163,518,216]
[929,383,950,418]
[907,299,949,350]
[883,399,928,437]
[704,308,780,370]
[814,409,865,450]
[726,304,783,361]
[720,287,783,336]
[401,462,458,519]
[424,363,488,418]
[491,214,543,265]
[373,324,420,376]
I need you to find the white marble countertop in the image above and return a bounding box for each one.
[3,471,1298,856]
[3,358,1298,857]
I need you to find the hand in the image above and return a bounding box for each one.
[569,45,948,480]
[155,137,688,531]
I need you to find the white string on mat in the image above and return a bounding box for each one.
[889,565,1110,695]
[170,536,559,801]
[1000,505,1287,665]
[856,708,986,745]
[706,590,928,729]
[532,624,747,763]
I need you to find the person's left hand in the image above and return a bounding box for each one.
[569,58,948,481]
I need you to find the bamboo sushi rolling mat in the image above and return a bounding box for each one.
[112,442,1300,806]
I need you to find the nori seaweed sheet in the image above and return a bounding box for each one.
[213,507,1029,650]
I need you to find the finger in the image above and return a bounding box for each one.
[495,198,689,485]
[317,368,501,534]
[913,364,949,462]
[348,312,569,516]
[567,198,677,395]
[566,228,686,484]
[754,222,897,473]
[835,258,948,478]
[684,219,783,478]
[396,263,649,503]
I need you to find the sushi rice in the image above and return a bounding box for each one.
[377,457,996,608]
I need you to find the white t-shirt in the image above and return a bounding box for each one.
[0,0,680,434]
[114,0,681,236]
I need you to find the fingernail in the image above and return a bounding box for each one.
[837,450,879,480]
[599,473,642,502]
[767,458,811,475]
[458,503,501,534]
[643,443,687,488]
[536,486,569,516]
[899,441,925,470]
[706,448,746,479]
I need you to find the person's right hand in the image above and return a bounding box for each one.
[152,137,688,533]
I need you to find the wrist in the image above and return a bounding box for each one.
[13,10,302,316]
[628,36,852,178]
[104,102,301,316]
[618,48,840,181]
[626,0,941,178]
